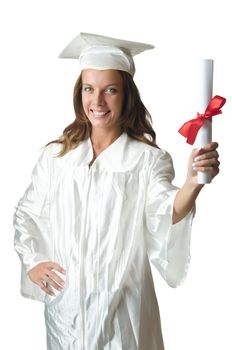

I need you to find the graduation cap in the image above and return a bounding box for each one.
[59,32,155,77]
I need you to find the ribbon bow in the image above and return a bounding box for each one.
[178,95,226,145]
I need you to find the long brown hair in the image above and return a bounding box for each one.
[47,70,158,156]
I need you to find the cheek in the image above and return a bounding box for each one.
[111,95,123,112]
[116,96,124,115]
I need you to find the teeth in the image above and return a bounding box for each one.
[92,111,109,116]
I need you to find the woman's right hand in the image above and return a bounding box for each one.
[28,262,66,296]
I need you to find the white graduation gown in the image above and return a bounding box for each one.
[14,132,194,350]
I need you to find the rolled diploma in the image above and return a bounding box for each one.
[194,59,214,184]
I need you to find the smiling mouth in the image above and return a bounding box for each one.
[90,110,110,118]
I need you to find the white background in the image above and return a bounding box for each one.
[1,0,231,349]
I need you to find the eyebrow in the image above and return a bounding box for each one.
[82,83,120,87]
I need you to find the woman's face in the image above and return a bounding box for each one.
[81,69,124,133]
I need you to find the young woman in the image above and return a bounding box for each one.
[14,33,219,350]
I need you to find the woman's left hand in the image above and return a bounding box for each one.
[187,142,220,186]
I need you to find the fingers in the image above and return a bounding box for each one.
[47,262,66,275]
[43,262,66,294]
[42,264,66,294]
[191,142,217,158]
[40,281,56,296]
[192,145,220,177]
[195,150,219,160]
[28,261,66,296]
[199,141,219,152]
[192,164,220,176]
[190,142,220,179]
[47,270,65,288]
[193,153,220,167]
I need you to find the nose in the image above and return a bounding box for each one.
[92,90,105,106]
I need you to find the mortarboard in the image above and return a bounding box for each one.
[59,32,154,77]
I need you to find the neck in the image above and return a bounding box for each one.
[90,127,122,150]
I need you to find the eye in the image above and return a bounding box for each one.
[105,87,117,94]
[83,86,93,93]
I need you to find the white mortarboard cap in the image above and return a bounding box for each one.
[59,32,154,77]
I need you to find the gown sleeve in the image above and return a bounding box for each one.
[145,149,195,288]
[13,146,52,301]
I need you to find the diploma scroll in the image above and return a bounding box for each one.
[194,59,214,184]
[178,61,226,185]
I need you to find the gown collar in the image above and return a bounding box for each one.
[85,132,128,171]
[63,132,152,172]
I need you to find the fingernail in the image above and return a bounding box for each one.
[192,163,197,170]
[194,157,200,162]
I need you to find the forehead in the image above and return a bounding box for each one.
[82,69,123,85]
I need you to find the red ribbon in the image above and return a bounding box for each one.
[178,95,226,145]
